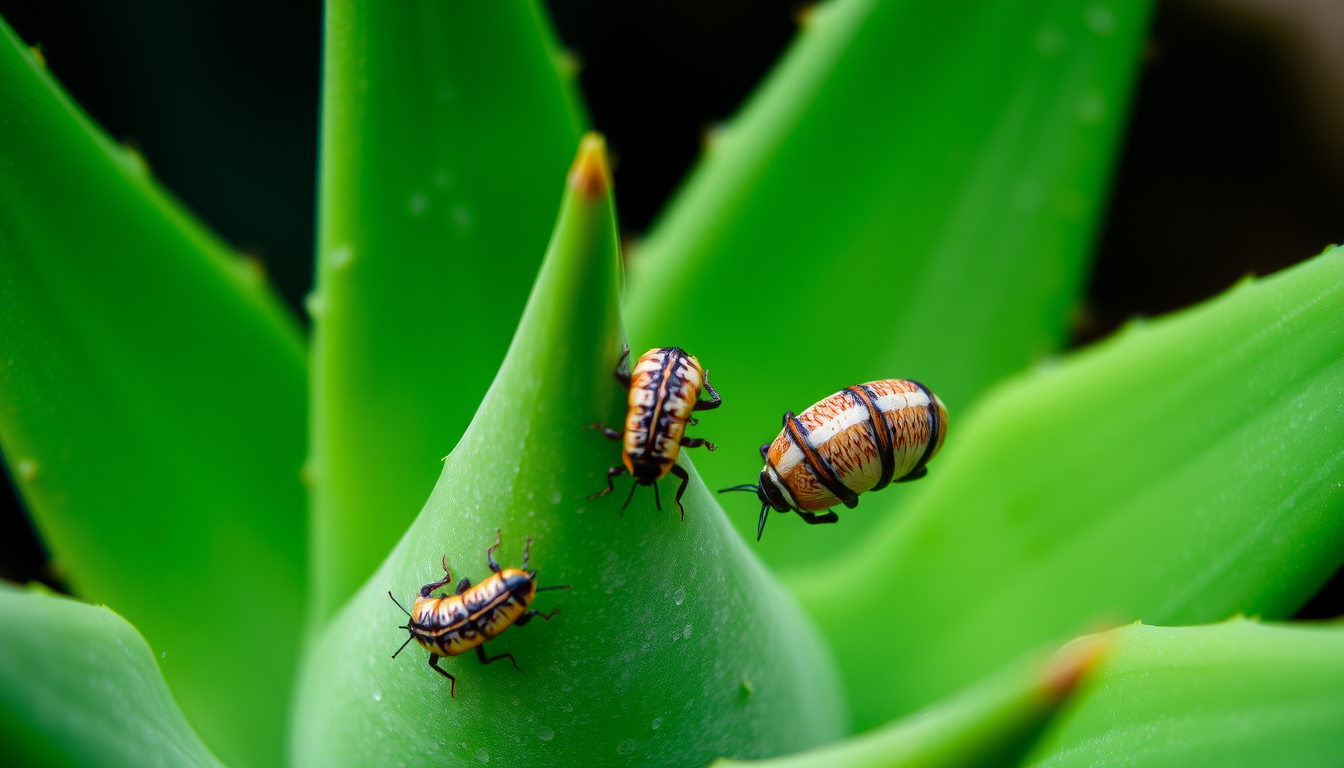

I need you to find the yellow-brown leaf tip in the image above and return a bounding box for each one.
[1040,633,1110,702]
[794,4,818,28]
[568,132,611,200]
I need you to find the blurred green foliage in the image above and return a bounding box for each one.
[0,17,305,767]
[1027,619,1344,767]
[0,584,224,768]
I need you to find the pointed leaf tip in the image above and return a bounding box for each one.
[1041,634,1109,702]
[568,132,610,199]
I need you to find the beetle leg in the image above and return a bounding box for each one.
[619,477,639,515]
[421,556,454,597]
[428,654,457,698]
[486,529,503,574]
[760,444,771,461]
[669,464,690,521]
[795,510,840,526]
[476,644,522,673]
[693,371,722,411]
[895,465,929,482]
[583,423,623,441]
[680,437,715,452]
[514,607,561,627]
[613,345,632,388]
[781,410,795,427]
[652,478,662,511]
[589,465,627,501]
[454,577,472,595]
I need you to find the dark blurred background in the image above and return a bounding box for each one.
[1,1,1340,611]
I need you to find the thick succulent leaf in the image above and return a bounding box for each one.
[0,584,225,768]
[624,0,1151,564]
[713,638,1103,768]
[1026,619,1344,767]
[311,0,586,620]
[0,17,306,767]
[795,246,1344,728]
[291,137,846,767]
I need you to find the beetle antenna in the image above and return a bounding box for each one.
[391,631,415,659]
[621,479,639,511]
[757,504,770,541]
[388,591,411,617]
[535,584,571,592]
[719,484,760,494]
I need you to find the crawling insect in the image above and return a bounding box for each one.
[721,379,947,540]
[587,346,721,518]
[389,530,568,697]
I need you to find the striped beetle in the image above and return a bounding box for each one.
[587,346,721,518]
[721,379,947,540]
[389,530,568,697]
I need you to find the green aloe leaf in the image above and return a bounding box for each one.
[311,0,586,620]
[0,17,306,767]
[624,0,1151,564]
[291,137,846,767]
[795,246,1344,729]
[1026,619,1344,767]
[714,637,1105,768]
[0,584,224,768]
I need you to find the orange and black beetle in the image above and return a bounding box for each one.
[588,346,721,518]
[722,379,947,540]
[390,531,567,697]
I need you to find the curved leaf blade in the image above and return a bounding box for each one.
[624,0,1151,564]
[312,0,587,620]
[1027,620,1344,767]
[714,637,1104,768]
[0,17,306,766]
[0,584,225,768]
[291,136,847,767]
[795,246,1344,728]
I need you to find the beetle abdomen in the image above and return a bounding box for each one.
[411,569,535,657]
[467,569,534,641]
[623,347,705,478]
[767,379,946,512]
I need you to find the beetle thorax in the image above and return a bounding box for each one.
[497,568,537,608]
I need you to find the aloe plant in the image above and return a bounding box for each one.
[3,1,1344,767]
